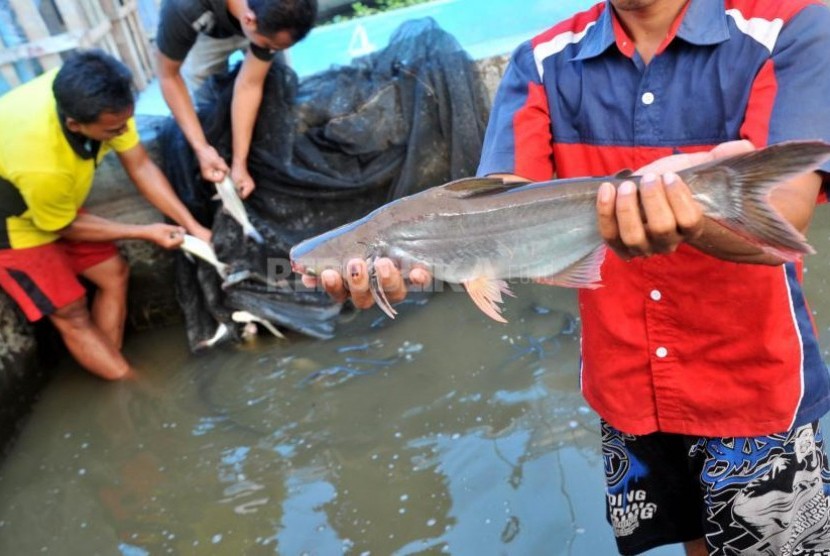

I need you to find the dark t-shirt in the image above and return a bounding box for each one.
[156,0,276,62]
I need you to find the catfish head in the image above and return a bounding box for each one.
[289,212,382,278]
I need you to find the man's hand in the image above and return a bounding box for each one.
[195,144,230,184]
[230,165,256,199]
[300,257,432,309]
[144,223,187,249]
[596,140,755,259]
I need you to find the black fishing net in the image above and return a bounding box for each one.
[161,18,491,351]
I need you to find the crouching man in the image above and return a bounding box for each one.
[0,50,212,380]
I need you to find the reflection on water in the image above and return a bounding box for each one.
[3,206,830,555]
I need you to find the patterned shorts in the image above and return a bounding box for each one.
[602,420,830,555]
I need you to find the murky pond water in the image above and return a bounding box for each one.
[3,206,830,556]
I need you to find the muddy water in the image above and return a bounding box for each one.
[2,207,830,556]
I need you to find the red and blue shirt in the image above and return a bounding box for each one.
[478,0,830,436]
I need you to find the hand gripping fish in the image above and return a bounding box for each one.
[289,141,830,323]
[215,176,264,244]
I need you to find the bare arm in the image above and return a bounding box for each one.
[156,50,229,183]
[58,212,185,248]
[229,51,271,198]
[117,143,212,243]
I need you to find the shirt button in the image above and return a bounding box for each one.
[650,289,662,301]
[641,91,655,105]
[655,346,668,358]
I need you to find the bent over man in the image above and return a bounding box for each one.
[155,0,317,197]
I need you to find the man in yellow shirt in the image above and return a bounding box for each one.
[0,50,211,380]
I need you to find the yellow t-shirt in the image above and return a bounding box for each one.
[0,68,140,249]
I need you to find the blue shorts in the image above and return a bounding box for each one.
[602,420,830,555]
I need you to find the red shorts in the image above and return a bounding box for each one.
[0,240,119,321]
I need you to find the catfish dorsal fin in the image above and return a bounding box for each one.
[614,169,635,179]
[442,176,531,199]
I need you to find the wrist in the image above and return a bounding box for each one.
[231,158,249,173]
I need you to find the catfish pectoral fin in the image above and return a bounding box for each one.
[534,245,606,288]
[463,277,515,323]
[368,259,398,320]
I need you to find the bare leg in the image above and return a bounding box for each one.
[81,254,129,350]
[49,297,131,381]
[684,538,708,556]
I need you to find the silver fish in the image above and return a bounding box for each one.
[231,310,286,339]
[290,141,830,323]
[215,176,264,244]
[180,234,229,278]
[195,323,231,351]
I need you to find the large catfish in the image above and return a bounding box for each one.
[290,141,830,322]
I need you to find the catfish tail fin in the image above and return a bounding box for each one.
[682,141,830,260]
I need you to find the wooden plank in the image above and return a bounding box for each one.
[0,32,22,88]
[0,19,111,68]
[100,0,147,88]
[52,0,90,32]
[77,0,119,55]
[0,64,21,88]
[100,0,155,89]
[125,9,154,76]
[8,0,62,68]
[0,31,83,66]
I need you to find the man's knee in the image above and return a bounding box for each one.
[50,296,92,330]
[109,255,130,289]
[87,254,130,292]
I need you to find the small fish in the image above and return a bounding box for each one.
[290,141,830,323]
[221,269,284,290]
[195,323,231,350]
[180,234,229,278]
[215,176,264,244]
[231,310,285,339]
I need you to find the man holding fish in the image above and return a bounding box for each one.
[0,51,211,381]
[300,0,830,553]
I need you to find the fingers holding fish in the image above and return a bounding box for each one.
[305,257,428,314]
[148,223,187,249]
[660,172,704,242]
[195,144,229,183]
[598,173,700,258]
[407,267,433,289]
[230,166,256,199]
[639,172,702,254]
[345,258,374,309]
[597,179,649,259]
[614,179,652,257]
[373,258,407,303]
[317,268,350,304]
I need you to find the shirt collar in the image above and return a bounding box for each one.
[676,0,730,46]
[57,106,101,161]
[571,0,729,62]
